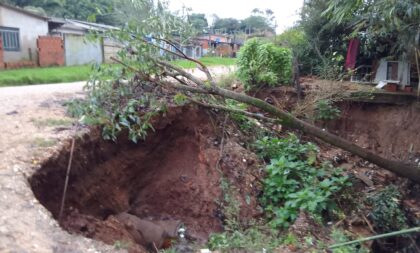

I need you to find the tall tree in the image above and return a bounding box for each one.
[212,17,241,34]
[188,13,208,33]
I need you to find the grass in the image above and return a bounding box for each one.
[0,65,92,87]
[31,118,74,128]
[0,57,236,87]
[172,56,237,69]
[32,137,58,148]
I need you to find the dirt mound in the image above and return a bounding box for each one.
[29,106,262,251]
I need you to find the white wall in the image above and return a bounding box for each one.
[374,59,411,86]
[64,34,103,66]
[0,6,48,62]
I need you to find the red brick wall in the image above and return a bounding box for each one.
[37,36,65,67]
[0,36,4,70]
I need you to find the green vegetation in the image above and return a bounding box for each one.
[237,38,292,90]
[367,185,408,233]
[172,57,236,69]
[315,99,341,121]
[330,229,369,253]
[32,137,57,148]
[0,65,92,87]
[208,178,283,252]
[31,118,74,128]
[255,134,350,228]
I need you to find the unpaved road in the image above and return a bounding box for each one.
[0,66,234,253]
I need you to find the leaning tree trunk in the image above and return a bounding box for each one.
[205,86,420,183]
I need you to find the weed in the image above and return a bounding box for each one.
[217,72,238,89]
[113,240,131,250]
[32,137,57,148]
[256,134,350,228]
[314,99,341,121]
[367,185,408,233]
[218,177,242,231]
[208,226,282,252]
[31,118,74,128]
[330,229,369,253]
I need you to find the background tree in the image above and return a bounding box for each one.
[188,13,208,33]
[212,17,241,34]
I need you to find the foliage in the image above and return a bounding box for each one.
[299,0,350,76]
[212,17,241,34]
[2,0,119,25]
[315,52,345,80]
[210,178,282,253]
[325,0,420,57]
[367,185,408,233]
[0,65,93,87]
[314,99,341,121]
[207,226,283,253]
[274,27,314,75]
[255,134,350,228]
[188,13,208,33]
[172,57,236,69]
[330,229,369,253]
[217,72,238,89]
[237,38,292,90]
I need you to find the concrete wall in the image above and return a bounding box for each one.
[0,6,48,63]
[375,59,410,86]
[64,34,103,66]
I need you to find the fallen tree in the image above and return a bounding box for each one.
[83,0,420,183]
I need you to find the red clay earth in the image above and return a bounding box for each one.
[29,106,262,252]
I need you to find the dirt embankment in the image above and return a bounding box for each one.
[30,106,262,252]
[329,102,420,162]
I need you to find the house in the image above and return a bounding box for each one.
[0,3,121,69]
[49,19,119,66]
[348,38,418,91]
[196,34,243,57]
[0,3,50,68]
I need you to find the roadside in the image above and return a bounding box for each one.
[0,57,236,87]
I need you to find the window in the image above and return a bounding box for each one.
[386,62,399,80]
[0,27,20,51]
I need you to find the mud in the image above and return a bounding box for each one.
[29,106,262,252]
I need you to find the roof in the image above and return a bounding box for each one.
[0,3,49,21]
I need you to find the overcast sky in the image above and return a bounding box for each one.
[169,0,304,33]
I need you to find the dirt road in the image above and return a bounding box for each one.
[0,66,234,252]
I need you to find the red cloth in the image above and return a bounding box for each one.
[345,39,360,70]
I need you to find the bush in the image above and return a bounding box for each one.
[255,134,350,228]
[367,185,408,233]
[315,99,341,121]
[237,38,292,90]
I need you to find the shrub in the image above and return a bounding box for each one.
[255,134,350,228]
[237,38,292,90]
[367,185,408,233]
[315,99,341,121]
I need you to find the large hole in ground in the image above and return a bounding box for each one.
[29,107,261,252]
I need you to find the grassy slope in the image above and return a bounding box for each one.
[0,57,236,87]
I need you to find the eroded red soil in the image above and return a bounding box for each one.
[29,106,262,252]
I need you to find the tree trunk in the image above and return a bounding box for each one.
[206,86,420,183]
